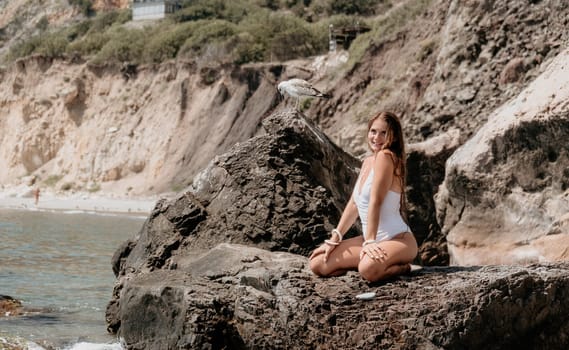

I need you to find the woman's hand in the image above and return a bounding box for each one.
[309,242,337,262]
[360,242,387,261]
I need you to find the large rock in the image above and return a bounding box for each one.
[407,129,461,265]
[112,111,359,275]
[110,243,569,350]
[436,48,569,265]
[107,110,361,332]
[107,108,569,349]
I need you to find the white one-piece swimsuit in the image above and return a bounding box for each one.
[353,170,411,242]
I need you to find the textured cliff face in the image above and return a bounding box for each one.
[312,0,569,154]
[436,48,569,265]
[305,0,569,265]
[92,0,130,11]
[0,0,80,58]
[0,57,283,195]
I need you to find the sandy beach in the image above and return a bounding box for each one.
[0,185,160,217]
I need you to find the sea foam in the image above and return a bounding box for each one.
[64,342,123,350]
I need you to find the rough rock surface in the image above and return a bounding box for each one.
[109,243,569,350]
[106,109,447,279]
[0,57,285,195]
[436,48,569,265]
[112,110,359,272]
[108,109,569,349]
[310,0,569,265]
[406,129,461,265]
[0,295,23,317]
[314,0,569,155]
[107,109,361,335]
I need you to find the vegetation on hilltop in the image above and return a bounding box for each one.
[2,0,407,66]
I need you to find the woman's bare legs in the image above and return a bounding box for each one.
[309,236,364,277]
[310,232,417,282]
[358,232,418,282]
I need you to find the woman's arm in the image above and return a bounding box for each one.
[309,166,361,262]
[328,157,370,242]
[365,151,395,242]
[334,196,359,238]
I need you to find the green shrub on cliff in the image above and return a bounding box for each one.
[36,33,69,58]
[7,30,72,60]
[67,32,111,57]
[5,9,131,63]
[143,22,198,63]
[87,9,131,34]
[233,32,265,64]
[179,20,237,56]
[329,0,383,15]
[3,0,402,67]
[91,27,147,65]
[238,11,325,62]
[69,10,132,60]
[174,0,254,23]
[6,36,43,61]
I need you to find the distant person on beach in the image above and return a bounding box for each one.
[34,187,40,205]
[309,111,418,282]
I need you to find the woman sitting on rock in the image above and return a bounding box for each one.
[309,111,418,282]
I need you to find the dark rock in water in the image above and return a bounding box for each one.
[0,295,23,317]
[109,244,569,349]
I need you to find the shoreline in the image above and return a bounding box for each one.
[0,187,160,217]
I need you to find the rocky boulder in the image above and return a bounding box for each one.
[107,108,569,349]
[107,108,449,283]
[407,128,461,265]
[436,48,569,265]
[109,243,569,350]
[0,295,23,317]
[112,110,360,274]
[107,110,362,333]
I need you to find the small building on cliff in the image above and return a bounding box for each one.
[329,23,371,51]
[131,0,181,21]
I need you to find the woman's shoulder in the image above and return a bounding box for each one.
[361,155,375,168]
[378,149,395,157]
[362,154,375,163]
[374,150,397,166]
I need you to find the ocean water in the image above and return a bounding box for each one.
[0,209,146,349]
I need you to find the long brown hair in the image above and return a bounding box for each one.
[367,111,408,222]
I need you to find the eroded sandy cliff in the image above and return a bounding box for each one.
[0,58,285,195]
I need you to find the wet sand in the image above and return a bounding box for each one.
[0,187,158,216]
